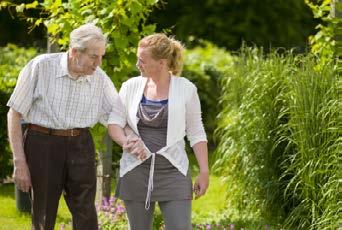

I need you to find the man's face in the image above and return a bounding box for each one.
[74,40,106,75]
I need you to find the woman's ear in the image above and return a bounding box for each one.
[159,59,168,67]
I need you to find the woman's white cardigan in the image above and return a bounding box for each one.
[110,75,207,178]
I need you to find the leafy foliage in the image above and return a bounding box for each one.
[305,0,342,66]
[1,0,159,85]
[149,0,317,51]
[0,44,37,181]
[0,44,37,93]
[183,42,234,152]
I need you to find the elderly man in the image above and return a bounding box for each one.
[7,24,139,230]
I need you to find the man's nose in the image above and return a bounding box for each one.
[95,56,102,66]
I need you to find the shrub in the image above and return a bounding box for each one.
[183,42,234,154]
[0,44,37,181]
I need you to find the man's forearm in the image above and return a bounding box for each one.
[108,124,128,147]
[7,108,25,162]
[123,125,135,137]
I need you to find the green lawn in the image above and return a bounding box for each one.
[0,183,72,230]
[0,176,226,230]
[192,176,227,223]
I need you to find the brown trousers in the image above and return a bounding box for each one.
[24,128,98,230]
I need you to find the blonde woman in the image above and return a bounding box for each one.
[109,34,209,230]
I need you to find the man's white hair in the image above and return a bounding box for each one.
[69,23,106,51]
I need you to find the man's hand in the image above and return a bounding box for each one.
[13,159,31,192]
[123,136,147,160]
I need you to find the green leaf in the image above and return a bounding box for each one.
[25,1,39,9]
[34,18,43,26]
[47,23,59,35]
[0,1,8,8]
[15,4,25,12]
[145,0,160,6]
[142,24,156,34]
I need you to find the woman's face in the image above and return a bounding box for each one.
[136,47,162,77]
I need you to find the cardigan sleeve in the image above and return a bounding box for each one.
[185,84,207,147]
[106,80,127,128]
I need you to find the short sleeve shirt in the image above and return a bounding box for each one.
[7,52,126,129]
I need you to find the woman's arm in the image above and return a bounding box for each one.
[185,84,209,198]
[193,141,209,198]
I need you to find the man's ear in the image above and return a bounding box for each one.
[70,47,78,58]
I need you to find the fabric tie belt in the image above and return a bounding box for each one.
[28,124,84,137]
[145,152,156,210]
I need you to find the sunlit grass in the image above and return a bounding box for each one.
[0,183,72,230]
[1,176,227,230]
[192,176,227,223]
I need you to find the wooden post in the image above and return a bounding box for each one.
[47,34,59,53]
[96,132,113,205]
[332,0,342,57]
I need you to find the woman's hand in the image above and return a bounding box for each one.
[123,136,147,160]
[192,141,209,199]
[193,171,209,199]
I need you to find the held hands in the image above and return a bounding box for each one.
[123,135,147,160]
[13,159,31,192]
[193,171,209,199]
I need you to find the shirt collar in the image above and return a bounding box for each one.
[58,52,92,83]
[58,52,69,77]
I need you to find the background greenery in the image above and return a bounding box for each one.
[0,0,318,51]
[0,0,340,229]
[0,44,38,182]
[213,47,339,229]
[149,0,318,51]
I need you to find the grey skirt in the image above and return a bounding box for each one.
[115,154,192,201]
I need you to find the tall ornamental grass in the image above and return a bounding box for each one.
[280,57,340,229]
[213,47,291,228]
[213,47,340,229]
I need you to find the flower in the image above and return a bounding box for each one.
[109,196,116,206]
[116,205,125,214]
